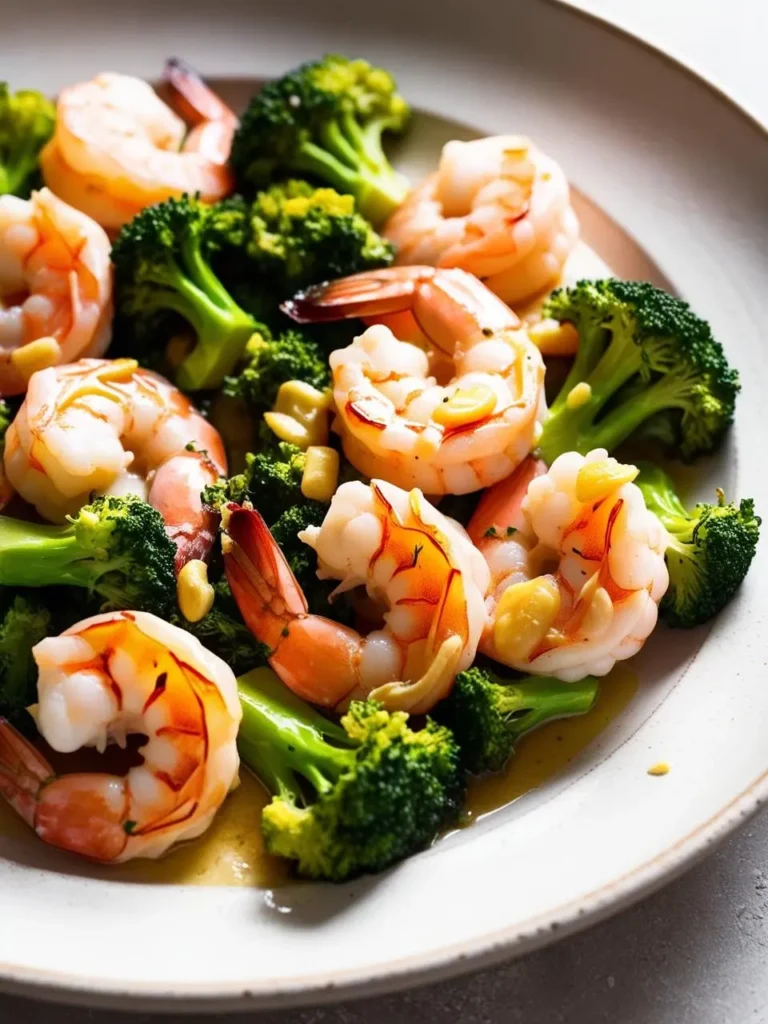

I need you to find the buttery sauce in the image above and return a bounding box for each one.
[0,665,637,886]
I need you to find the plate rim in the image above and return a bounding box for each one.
[2,0,768,1010]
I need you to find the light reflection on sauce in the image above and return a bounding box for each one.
[0,665,637,886]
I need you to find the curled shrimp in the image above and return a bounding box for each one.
[41,61,236,231]
[0,189,112,396]
[0,610,241,862]
[223,480,490,713]
[384,135,579,308]
[3,358,227,568]
[467,450,669,680]
[284,266,546,495]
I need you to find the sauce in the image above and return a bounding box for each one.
[0,665,637,886]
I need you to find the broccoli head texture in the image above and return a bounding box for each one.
[237,667,463,881]
[223,323,329,415]
[230,55,410,226]
[637,463,760,627]
[0,84,55,197]
[111,194,256,391]
[0,494,177,616]
[538,279,740,464]
[434,665,599,775]
[0,592,52,722]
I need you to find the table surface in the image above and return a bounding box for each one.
[5,2,768,1022]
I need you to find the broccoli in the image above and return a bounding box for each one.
[434,665,599,775]
[537,280,740,465]
[176,579,269,675]
[223,323,329,415]
[0,592,52,723]
[237,667,463,880]
[0,84,55,197]
[230,55,410,226]
[636,463,760,628]
[0,495,177,616]
[111,194,257,391]
[240,180,394,294]
[206,441,308,522]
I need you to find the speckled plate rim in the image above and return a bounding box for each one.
[1,0,768,1011]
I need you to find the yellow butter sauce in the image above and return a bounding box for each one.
[463,663,638,822]
[0,666,637,886]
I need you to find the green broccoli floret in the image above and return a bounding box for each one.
[0,592,52,722]
[237,667,463,880]
[223,323,329,414]
[0,84,55,197]
[636,463,760,627]
[175,579,269,674]
[0,495,177,616]
[231,56,410,226]
[111,194,257,391]
[0,400,10,441]
[537,280,740,464]
[434,666,599,775]
[206,441,308,522]
[241,180,394,293]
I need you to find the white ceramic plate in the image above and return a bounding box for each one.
[2,0,768,1011]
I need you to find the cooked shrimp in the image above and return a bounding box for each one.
[224,480,490,713]
[0,610,241,862]
[3,358,227,568]
[284,266,546,495]
[41,64,235,231]
[384,136,578,308]
[0,189,112,395]
[467,450,669,680]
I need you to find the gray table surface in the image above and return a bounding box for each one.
[4,3,768,1022]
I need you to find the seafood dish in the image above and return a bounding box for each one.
[0,56,759,884]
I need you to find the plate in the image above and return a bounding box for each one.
[2,0,768,1011]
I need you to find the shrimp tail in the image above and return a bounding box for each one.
[282,266,436,323]
[147,450,222,572]
[162,57,236,127]
[223,504,308,651]
[162,57,237,167]
[0,720,51,828]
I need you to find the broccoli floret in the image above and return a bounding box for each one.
[237,667,463,880]
[223,323,329,415]
[175,579,269,674]
[636,463,760,627]
[0,400,10,442]
[0,84,55,197]
[0,495,177,616]
[207,442,308,522]
[231,56,410,226]
[111,194,257,391]
[242,180,395,294]
[0,592,52,722]
[537,280,740,464]
[434,666,599,775]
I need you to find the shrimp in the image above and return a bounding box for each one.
[223,480,490,713]
[3,358,227,568]
[41,62,236,231]
[0,610,241,862]
[384,136,579,308]
[0,189,112,396]
[467,450,669,681]
[284,266,546,495]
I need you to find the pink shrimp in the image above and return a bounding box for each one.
[3,358,227,569]
[467,450,669,680]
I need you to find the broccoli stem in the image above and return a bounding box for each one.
[0,517,113,591]
[237,668,351,801]
[499,676,599,738]
[295,128,408,227]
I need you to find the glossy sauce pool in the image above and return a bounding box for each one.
[0,665,637,886]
